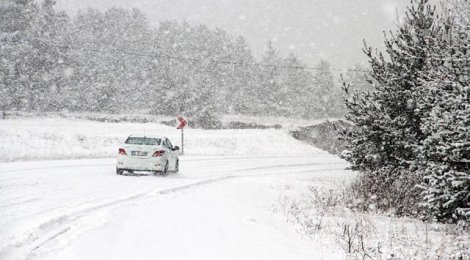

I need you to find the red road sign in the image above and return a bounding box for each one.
[177,116,187,129]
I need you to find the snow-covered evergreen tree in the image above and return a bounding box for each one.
[256,41,284,116]
[342,64,373,97]
[418,0,470,221]
[314,60,343,117]
[33,0,69,111]
[281,53,315,118]
[0,0,67,111]
[341,0,443,216]
[0,0,37,110]
[66,8,152,112]
[223,36,258,115]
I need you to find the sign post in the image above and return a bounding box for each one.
[176,116,187,154]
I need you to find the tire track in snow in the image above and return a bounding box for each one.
[0,189,154,260]
[0,155,325,175]
[1,175,238,259]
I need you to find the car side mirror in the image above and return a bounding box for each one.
[173,146,180,151]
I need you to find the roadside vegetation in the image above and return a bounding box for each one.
[340,0,469,225]
[277,183,469,259]
[284,2,469,256]
[290,120,352,156]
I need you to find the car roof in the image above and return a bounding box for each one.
[127,134,165,139]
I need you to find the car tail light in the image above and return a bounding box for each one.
[119,148,127,155]
[152,150,165,157]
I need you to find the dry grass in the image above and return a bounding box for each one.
[276,184,470,259]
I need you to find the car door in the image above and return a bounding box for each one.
[162,138,175,169]
[166,138,177,170]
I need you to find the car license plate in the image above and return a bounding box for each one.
[131,151,148,156]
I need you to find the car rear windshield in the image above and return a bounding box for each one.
[125,137,161,146]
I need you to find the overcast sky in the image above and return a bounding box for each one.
[55,0,411,70]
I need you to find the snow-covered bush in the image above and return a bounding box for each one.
[188,110,222,130]
[291,120,352,155]
[347,167,422,217]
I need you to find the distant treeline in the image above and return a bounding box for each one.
[0,0,369,125]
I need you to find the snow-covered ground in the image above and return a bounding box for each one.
[0,118,468,259]
[0,155,352,260]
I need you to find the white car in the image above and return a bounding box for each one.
[116,135,180,176]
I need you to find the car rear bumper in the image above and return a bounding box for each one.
[117,156,165,172]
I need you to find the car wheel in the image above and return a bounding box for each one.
[161,162,169,176]
[116,168,124,175]
[174,160,179,173]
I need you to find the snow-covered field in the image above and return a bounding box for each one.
[0,117,318,162]
[0,118,468,259]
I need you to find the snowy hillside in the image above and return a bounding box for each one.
[0,117,328,162]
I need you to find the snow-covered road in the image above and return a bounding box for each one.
[0,154,350,260]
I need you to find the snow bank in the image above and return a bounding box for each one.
[220,114,333,128]
[0,118,328,162]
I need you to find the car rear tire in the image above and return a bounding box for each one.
[161,162,169,176]
[174,160,179,173]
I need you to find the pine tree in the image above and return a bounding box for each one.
[342,64,373,96]
[341,0,443,215]
[0,0,67,111]
[66,8,152,113]
[314,60,342,117]
[281,54,315,118]
[418,0,470,221]
[223,36,258,115]
[34,0,70,111]
[257,41,283,116]
[0,0,37,110]
[150,21,227,127]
